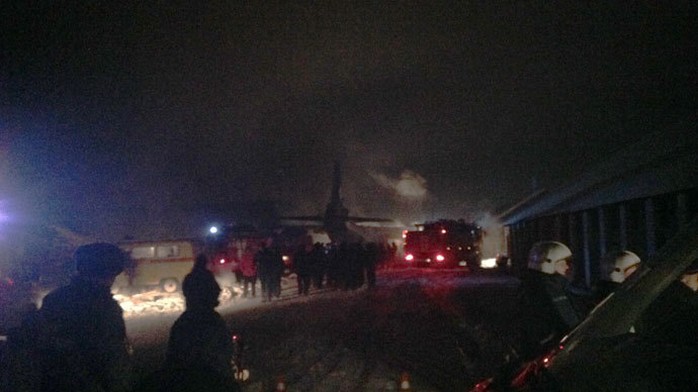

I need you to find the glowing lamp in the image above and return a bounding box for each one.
[209,226,219,234]
[481,258,497,268]
[436,254,445,262]
[405,254,414,261]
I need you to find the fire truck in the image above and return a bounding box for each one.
[402,220,483,268]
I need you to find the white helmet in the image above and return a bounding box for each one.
[607,250,641,283]
[527,241,572,275]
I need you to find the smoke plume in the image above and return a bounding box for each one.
[371,170,428,199]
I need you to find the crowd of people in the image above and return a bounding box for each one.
[1,239,400,391]
[2,243,241,392]
[3,236,695,391]
[234,239,399,301]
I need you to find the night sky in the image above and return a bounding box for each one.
[1,2,696,241]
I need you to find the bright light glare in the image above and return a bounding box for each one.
[0,200,10,224]
[405,254,414,261]
[219,258,225,264]
[209,226,219,234]
[436,254,445,262]
[481,257,497,268]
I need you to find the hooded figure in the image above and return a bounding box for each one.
[9,242,133,392]
[160,254,240,392]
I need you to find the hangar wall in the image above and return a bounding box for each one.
[507,187,698,287]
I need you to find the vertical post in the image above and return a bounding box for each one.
[644,198,656,257]
[555,215,563,242]
[582,211,591,288]
[567,214,577,251]
[598,207,607,257]
[619,204,628,249]
[567,214,579,283]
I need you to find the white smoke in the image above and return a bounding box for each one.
[371,170,428,199]
[475,211,506,259]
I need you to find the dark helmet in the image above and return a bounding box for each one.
[75,242,126,278]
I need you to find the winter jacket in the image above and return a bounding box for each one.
[35,276,132,392]
[239,250,257,278]
[165,308,239,391]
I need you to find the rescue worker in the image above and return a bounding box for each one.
[608,250,642,284]
[593,250,642,304]
[28,242,133,391]
[162,254,240,392]
[516,241,587,361]
[593,259,698,391]
[239,246,257,298]
[636,259,698,347]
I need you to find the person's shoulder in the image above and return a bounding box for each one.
[41,283,75,309]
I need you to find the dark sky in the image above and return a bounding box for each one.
[1,2,696,241]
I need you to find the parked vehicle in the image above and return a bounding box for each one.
[113,239,238,302]
[114,239,199,294]
[403,220,483,268]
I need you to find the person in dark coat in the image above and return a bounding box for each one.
[239,246,257,297]
[267,243,284,299]
[364,242,380,289]
[586,250,642,313]
[310,242,327,289]
[255,241,274,302]
[636,259,698,347]
[293,244,312,295]
[516,241,587,361]
[15,242,134,392]
[161,254,240,392]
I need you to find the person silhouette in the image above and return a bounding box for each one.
[14,242,134,392]
[160,254,240,392]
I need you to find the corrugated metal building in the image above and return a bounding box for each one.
[499,118,698,288]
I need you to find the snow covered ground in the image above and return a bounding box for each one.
[125,268,521,391]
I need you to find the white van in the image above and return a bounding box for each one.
[113,239,199,294]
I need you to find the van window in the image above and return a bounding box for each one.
[156,245,180,258]
[131,246,156,259]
